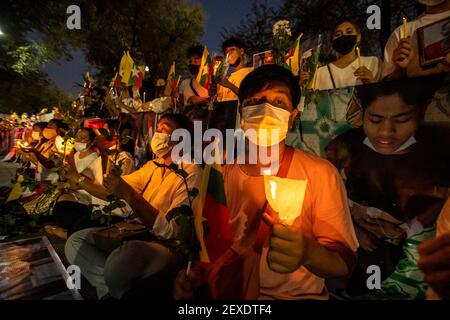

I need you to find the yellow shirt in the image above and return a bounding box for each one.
[217,67,253,102]
[122,160,203,239]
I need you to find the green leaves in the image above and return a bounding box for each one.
[153,161,204,263]
[0,198,42,240]
[20,173,40,192]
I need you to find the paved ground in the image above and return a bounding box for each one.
[0,161,19,187]
[0,161,98,300]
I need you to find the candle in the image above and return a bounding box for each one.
[402,17,408,39]
[264,176,308,226]
[356,46,362,68]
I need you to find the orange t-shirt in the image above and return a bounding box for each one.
[223,149,359,300]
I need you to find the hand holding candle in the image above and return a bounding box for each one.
[267,223,309,273]
[264,176,308,226]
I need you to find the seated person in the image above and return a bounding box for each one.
[178,45,210,110]
[17,121,48,178]
[302,19,381,90]
[383,0,450,80]
[325,75,450,297]
[95,119,135,176]
[174,64,358,300]
[47,127,104,238]
[23,119,69,182]
[65,114,202,300]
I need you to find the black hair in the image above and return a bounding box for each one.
[356,74,444,115]
[221,37,247,54]
[330,18,362,42]
[49,119,69,135]
[105,119,120,134]
[33,122,48,131]
[77,127,97,142]
[186,45,204,59]
[160,113,194,137]
[238,64,301,109]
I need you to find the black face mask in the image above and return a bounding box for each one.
[230,57,241,68]
[332,35,358,55]
[188,64,200,75]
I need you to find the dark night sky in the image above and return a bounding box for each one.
[43,0,283,96]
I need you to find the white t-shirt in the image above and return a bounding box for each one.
[74,151,104,206]
[179,78,209,106]
[217,67,253,102]
[382,10,450,79]
[315,56,382,91]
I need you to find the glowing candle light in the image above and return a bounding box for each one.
[356,46,362,68]
[264,175,308,226]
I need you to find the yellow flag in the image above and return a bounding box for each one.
[119,51,134,84]
[6,175,24,203]
[163,62,176,96]
[286,33,303,76]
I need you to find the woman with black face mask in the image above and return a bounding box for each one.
[302,20,381,91]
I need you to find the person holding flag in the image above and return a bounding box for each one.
[213,37,253,103]
[65,114,203,300]
[174,65,358,300]
[178,45,210,109]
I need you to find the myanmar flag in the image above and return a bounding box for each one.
[125,63,145,89]
[285,33,303,76]
[119,51,134,85]
[193,163,233,263]
[196,46,214,90]
[133,65,145,89]
[162,62,176,97]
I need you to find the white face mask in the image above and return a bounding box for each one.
[74,142,89,152]
[31,132,41,141]
[241,102,291,147]
[363,136,417,154]
[417,0,446,6]
[151,132,172,158]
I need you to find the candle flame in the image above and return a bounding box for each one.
[270,180,277,201]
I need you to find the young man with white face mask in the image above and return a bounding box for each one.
[215,37,253,102]
[174,65,358,300]
[64,114,202,300]
[383,0,450,80]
